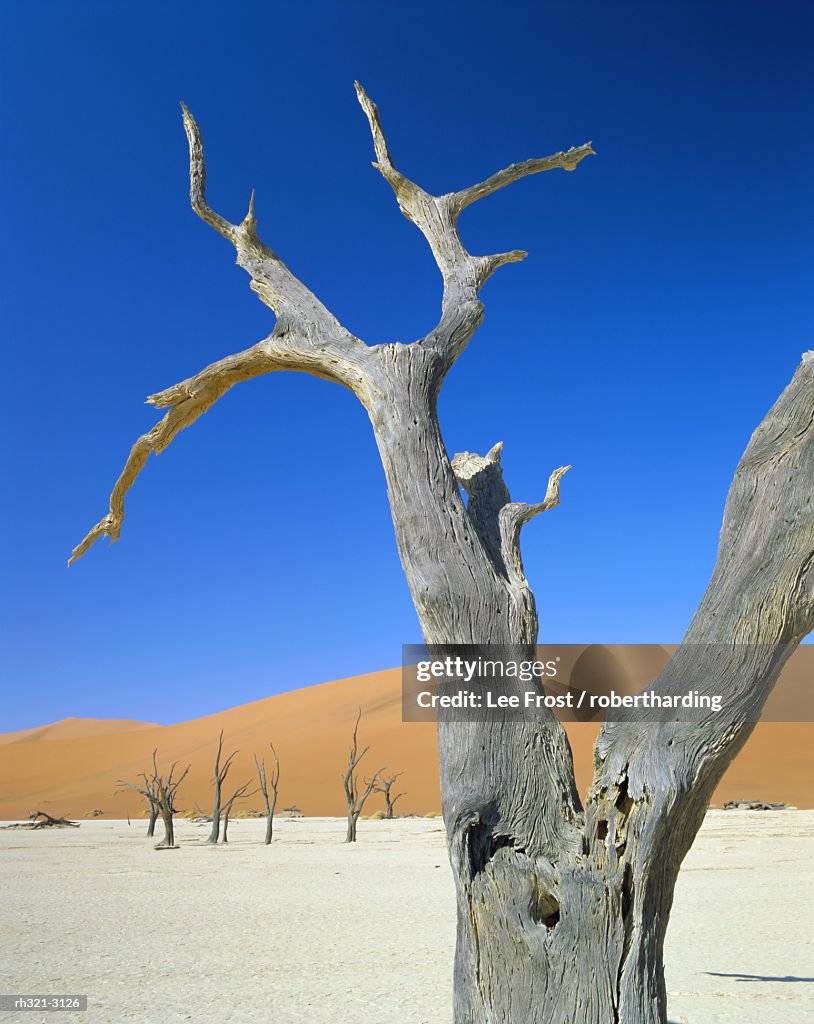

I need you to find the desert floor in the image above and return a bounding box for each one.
[1,813,812,1024]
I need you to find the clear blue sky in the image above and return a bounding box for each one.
[1,2,811,730]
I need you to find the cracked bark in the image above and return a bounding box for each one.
[69,86,813,1022]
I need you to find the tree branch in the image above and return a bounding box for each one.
[498,465,572,587]
[68,340,279,565]
[451,144,595,216]
[355,83,593,373]
[69,100,383,567]
[452,443,570,584]
[180,103,370,383]
[589,350,814,855]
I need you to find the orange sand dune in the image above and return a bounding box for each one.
[0,717,158,746]
[0,653,812,820]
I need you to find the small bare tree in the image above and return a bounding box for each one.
[117,763,161,836]
[342,710,384,843]
[149,752,189,850]
[207,730,237,844]
[373,771,406,819]
[254,743,280,845]
[220,780,257,844]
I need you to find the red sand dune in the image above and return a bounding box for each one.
[1,651,812,820]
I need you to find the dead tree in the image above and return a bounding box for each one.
[68,85,814,1024]
[254,743,280,845]
[220,780,257,844]
[207,730,237,844]
[117,763,160,836]
[373,771,406,819]
[148,751,189,850]
[342,710,385,843]
[22,811,79,829]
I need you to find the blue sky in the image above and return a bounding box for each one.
[1,1,811,730]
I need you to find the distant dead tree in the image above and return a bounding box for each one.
[189,802,212,822]
[220,780,257,844]
[149,751,189,850]
[373,772,406,819]
[207,730,237,844]
[254,742,281,845]
[27,811,79,829]
[342,710,384,843]
[117,763,161,836]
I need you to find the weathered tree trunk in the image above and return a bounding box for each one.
[255,744,280,845]
[366,346,814,1022]
[146,753,188,851]
[341,710,384,844]
[147,805,158,837]
[207,731,236,845]
[207,793,221,844]
[374,772,405,818]
[155,807,175,850]
[70,85,814,1023]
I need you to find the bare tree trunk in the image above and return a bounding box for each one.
[207,793,220,844]
[373,772,404,818]
[207,731,237,845]
[255,744,280,846]
[70,86,813,1023]
[341,710,384,844]
[147,805,158,838]
[148,753,188,852]
[155,807,175,850]
[264,810,274,845]
[220,780,256,845]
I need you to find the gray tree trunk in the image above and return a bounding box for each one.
[207,731,236,845]
[207,792,221,845]
[155,807,175,850]
[147,806,158,837]
[255,745,279,846]
[70,86,814,1023]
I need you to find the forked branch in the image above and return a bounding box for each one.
[452,442,570,584]
[68,341,277,564]
[355,82,593,371]
[71,85,589,566]
[70,100,377,567]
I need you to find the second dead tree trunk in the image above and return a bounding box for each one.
[207,730,237,845]
[149,751,189,850]
[117,761,161,837]
[254,743,280,845]
[373,772,405,819]
[342,710,384,843]
[220,780,257,844]
[69,85,814,1023]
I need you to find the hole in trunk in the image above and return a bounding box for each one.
[597,819,609,841]
[621,861,634,922]
[530,880,561,929]
[467,820,516,876]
